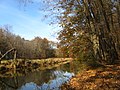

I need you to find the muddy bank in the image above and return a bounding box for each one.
[61,64,120,90]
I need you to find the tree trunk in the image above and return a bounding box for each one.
[98,0,119,64]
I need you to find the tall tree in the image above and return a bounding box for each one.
[44,0,120,64]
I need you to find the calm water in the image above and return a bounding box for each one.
[0,61,83,90]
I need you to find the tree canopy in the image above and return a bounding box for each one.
[44,0,120,65]
[0,26,56,60]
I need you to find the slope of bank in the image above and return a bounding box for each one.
[0,58,72,77]
[61,64,120,90]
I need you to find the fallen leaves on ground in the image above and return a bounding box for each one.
[61,64,120,90]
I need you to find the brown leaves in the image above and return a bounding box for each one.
[61,64,120,90]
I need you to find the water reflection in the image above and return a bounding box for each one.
[0,61,83,90]
[19,71,74,90]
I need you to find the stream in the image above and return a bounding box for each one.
[0,60,83,90]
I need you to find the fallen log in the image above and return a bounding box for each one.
[0,48,16,62]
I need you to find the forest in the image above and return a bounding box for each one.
[49,0,120,65]
[0,0,120,90]
[0,26,56,60]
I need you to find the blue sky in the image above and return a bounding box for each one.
[0,0,58,41]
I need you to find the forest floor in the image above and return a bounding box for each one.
[61,63,120,90]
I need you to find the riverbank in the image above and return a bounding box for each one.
[0,58,72,77]
[61,64,120,90]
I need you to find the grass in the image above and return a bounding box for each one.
[0,58,72,77]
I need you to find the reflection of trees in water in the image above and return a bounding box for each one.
[58,63,71,72]
[35,70,74,90]
[0,62,81,90]
[0,68,56,90]
[70,60,85,74]
[0,76,19,90]
[59,60,83,74]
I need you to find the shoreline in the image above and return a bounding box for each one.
[61,64,120,90]
[0,58,72,77]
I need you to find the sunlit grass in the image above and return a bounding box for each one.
[0,58,72,77]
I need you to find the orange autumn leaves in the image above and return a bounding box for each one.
[61,65,120,90]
